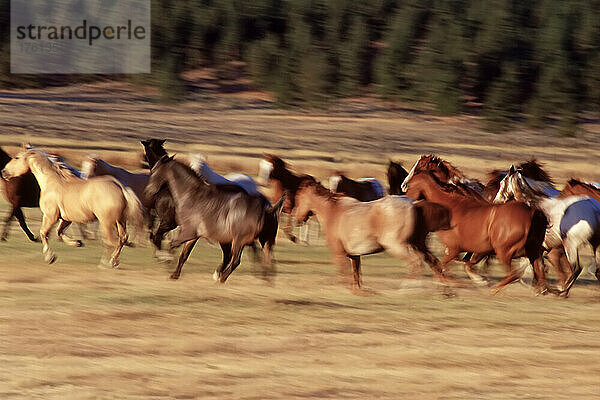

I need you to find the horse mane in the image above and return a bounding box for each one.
[28,149,79,179]
[425,171,474,197]
[485,170,505,188]
[299,177,340,201]
[518,159,553,183]
[0,147,11,168]
[566,178,598,191]
[420,154,471,183]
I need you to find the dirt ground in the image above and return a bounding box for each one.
[1,83,600,399]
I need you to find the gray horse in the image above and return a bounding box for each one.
[145,155,285,282]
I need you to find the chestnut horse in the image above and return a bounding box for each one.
[559,179,600,202]
[294,179,454,291]
[258,154,316,243]
[401,155,485,196]
[404,171,553,295]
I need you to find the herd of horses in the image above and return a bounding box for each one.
[2,142,600,298]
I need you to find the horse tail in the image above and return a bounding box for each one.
[525,209,548,257]
[119,184,146,241]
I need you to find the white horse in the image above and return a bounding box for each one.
[189,154,260,195]
[494,166,600,295]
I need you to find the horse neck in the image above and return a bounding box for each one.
[163,163,206,205]
[418,178,467,208]
[305,191,337,226]
[28,156,61,191]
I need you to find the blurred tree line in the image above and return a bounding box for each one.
[1,0,599,133]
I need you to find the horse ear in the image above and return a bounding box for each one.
[508,165,516,175]
[22,143,31,151]
[168,155,175,162]
[159,139,166,145]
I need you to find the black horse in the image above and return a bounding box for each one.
[145,155,285,282]
[387,161,409,195]
[0,146,41,242]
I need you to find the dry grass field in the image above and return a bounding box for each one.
[2,83,600,399]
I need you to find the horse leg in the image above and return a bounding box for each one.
[12,207,38,242]
[546,247,570,289]
[561,241,583,298]
[39,212,59,264]
[154,218,177,262]
[98,220,119,269]
[108,221,128,269]
[214,242,232,281]
[1,207,15,241]
[490,252,522,294]
[282,212,297,243]
[594,245,600,286]
[463,252,489,286]
[170,238,198,280]
[349,255,362,289]
[218,240,246,283]
[56,220,83,247]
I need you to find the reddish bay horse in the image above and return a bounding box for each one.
[258,154,316,243]
[293,179,454,292]
[401,155,485,196]
[404,171,554,295]
[559,179,600,202]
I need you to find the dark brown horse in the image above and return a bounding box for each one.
[404,171,555,295]
[258,154,315,242]
[329,174,385,202]
[387,161,409,195]
[484,159,556,201]
[0,146,41,242]
[145,155,285,282]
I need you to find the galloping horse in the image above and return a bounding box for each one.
[559,179,600,202]
[494,167,600,296]
[258,154,316,243]
[329,174,385,202]
[145,155,285,282]
[81,156,150,206]
[0,146,41,242]
[401,155,485,196]
[485,159,558,201]
[293,179,454,292]
[188,154,260,195]
[404,171,553,295]
[1,148,145,268]
[387,161,409,195]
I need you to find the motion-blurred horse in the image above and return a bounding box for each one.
[387,161,409,195]
[145,155,285,282]
[294,179,454,292]
[485,159,558,201]
[494,167,600,296]
[1,147,145,268]
[329,174,385,202]
[188,154,260,195]
[405,170,554,295]
[401,154,485,196]
[258,154,317,243]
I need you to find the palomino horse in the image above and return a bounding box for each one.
[81,156,150,206]
[0,146,41,242]
[387,161,409,195]
[329,174,385,202]
[188,154,260,195]
[1,148,145,268]
[485,159,558,201]
[144,155,285,282]
[401,154,485,195]
[404,171,554,295]
[293,179,454,291]
[258,154,317,243]
[494,167,600,296]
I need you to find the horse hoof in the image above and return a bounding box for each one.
[169,274,180,280]
[289,236,297,243]
[0,235,7,242]
[75,240,83,248]
[125,241,135,248]
[212,271,220,282]
[45,254,56,264]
